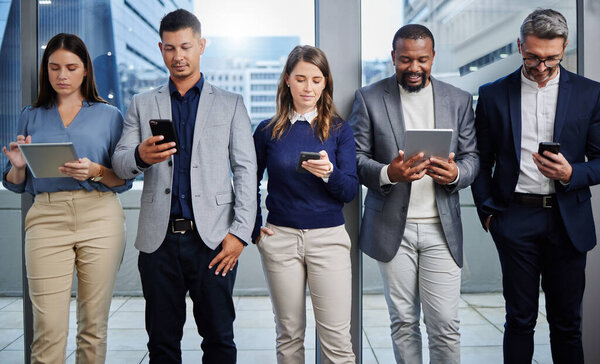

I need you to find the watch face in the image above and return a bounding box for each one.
[91,175,103,182]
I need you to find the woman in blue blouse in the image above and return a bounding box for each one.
[253,45,358,363]
[2,33,131,364]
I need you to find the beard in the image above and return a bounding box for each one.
[399,71,427,93]
[523,64,558,84]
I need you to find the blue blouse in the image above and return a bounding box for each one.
[2,102,133,195]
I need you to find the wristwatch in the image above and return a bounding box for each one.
[90,165,105,182]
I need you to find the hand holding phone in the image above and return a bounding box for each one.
[296,151,321,173]
[149,119,179,154]
[538,142,560,156]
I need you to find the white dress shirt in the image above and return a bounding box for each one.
[515,68,560,194]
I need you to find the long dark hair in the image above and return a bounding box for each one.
[34,33,106,108]
[268,45,339,142]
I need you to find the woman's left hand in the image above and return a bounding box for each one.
[59,158,98,181]
[302,150,333,178]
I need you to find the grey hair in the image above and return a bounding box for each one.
[520,9,568,44]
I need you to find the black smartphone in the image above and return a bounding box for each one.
[538,142,560,155]
[296,151,321,173]
[149,119,179,154]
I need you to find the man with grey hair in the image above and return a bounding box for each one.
[472,8,600,363]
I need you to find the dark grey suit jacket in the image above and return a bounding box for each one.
[112,82,257,253]
[349,75,478,266]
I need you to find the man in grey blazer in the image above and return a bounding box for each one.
[112,9,256,364]
[349,24,478,363]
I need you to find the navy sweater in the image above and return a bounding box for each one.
[252,117,358,240]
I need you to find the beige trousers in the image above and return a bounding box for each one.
[24,189,126,364]
[257,223,355,364]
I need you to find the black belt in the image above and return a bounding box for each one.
[512,193,556,208]
[169,218,195,234]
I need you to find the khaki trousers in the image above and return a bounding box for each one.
[257,223,355,364]
[24,189,126,364]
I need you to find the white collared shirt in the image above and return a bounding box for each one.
[515,68,560,194]
[289,109,318,125]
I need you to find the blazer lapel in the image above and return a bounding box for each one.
[431,77,451,130]
[382,76,405,149]
[553,67,572,142]
[192,81,215,149]
[508,68,522,161]
[155,84,172,120]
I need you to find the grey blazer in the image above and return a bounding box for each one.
[349,75,478,266]
[112,82,257,253]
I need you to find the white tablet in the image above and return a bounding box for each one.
[403,129,453,162]
[18,143,79,178]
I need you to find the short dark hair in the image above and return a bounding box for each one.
[34,33,105,108]
[392,24,435,51]
[159,9,201,39]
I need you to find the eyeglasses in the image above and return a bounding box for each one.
[522,57,562,68]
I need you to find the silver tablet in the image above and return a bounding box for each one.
[18,143,79,178]
[403,129,453,162]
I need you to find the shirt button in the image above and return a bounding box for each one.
[165,188,171,194]
[181,194,186,198]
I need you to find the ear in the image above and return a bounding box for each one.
[517,38,522,54]
[158,42,163,53]
[284,74,289,85]
[198,37,207,55]
[391,50,396,66]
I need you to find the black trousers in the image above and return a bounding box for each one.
[138,230,237,364]
[490,202,587,364]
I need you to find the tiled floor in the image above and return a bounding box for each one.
[0,293,552,363]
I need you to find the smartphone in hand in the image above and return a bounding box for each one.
[538,142,560,155]
[149,119,179,154]
[296,151,321,173]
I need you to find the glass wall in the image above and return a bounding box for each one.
[0,0,20,172]
[362,0,577,91]
[37,0,191,115]
[196,0,315,129]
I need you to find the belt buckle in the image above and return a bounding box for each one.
[171,218,192,234]
[542,196,552,209]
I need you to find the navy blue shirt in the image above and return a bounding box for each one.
[169,76,204,219]
[2,103,133,195]
[252,118,358,240]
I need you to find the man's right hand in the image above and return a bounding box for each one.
[485,215,492,231]
[387,150,430,183]
[138,135,177,165]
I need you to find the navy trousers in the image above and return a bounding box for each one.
[138,230,237,364]
[490,201,586,364]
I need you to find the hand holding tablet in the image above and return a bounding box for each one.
[18,142,79,178]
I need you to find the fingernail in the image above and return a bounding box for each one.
[215,271,220,275]
[208,265,213,269]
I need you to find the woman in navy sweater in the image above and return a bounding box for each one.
[253,45,358,363]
